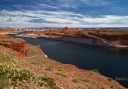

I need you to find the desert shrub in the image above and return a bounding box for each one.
[0,74,9,89]
[107,78,112,81]
[0,53,12,62]
[83,78,90,82]
[0,65,60,88]
[58,68,62,71]
[35,77,60,89]
[0,65,35,86]
[110,86,114,88]
[93,69,100,74]
[72,79,79,83]
[55,72,67,77]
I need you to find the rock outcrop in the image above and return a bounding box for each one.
[37,46,44,54]
[0,45,23,59]
[63,27,75,34]
[88,31,128,45]
[0,38,29,56]
[0,34,12,39]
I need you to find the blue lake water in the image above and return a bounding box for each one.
[10,34,128,88]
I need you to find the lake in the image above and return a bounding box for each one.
[10,34,128,88]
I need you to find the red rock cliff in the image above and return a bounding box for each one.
[0,34,12,39]
[0,38,29,56]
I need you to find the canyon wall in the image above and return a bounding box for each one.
[38,36,108,46]
[0,41,29,56]
[0,38,29,56]
[88,32,128,40]
[88,32,128,45]
[0,45,24,59]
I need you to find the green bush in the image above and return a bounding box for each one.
[36,77,58,88]
[0,65,60,88]
[0,65,35,86]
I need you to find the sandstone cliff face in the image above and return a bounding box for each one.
[0,38,29,56]
[0,45,23,59]
[88,32,128,40]
[1,41,29,56]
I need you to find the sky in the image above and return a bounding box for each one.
[0,0,128,28]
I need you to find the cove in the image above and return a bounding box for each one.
[10,34,128,88]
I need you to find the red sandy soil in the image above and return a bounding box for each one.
[0,45,23,59]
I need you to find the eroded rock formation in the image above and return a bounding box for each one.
[0,34,12,39]
[0,37,29,56]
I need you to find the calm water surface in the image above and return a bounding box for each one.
[11,34,128,87]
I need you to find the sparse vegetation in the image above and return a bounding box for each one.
[83,78,90,82]
[0,64,60,88]
[58,67,63,71]
[110,86,114,88]
[35,77,61,89]
[0,53,13,62]
[107,78,113,81]
[55,72,67,77]
[72,79,79,83]
[0,74,9,89]
[93,69,100,74]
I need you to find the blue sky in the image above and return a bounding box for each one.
[0,0,128,28]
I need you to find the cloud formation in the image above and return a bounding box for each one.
[0,10,128,28]
[0,0,128,27]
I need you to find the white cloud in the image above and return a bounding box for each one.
[0,10,128,28]
[82,15,128,24]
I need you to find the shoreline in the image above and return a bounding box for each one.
[17,34,128,49]
[7,33,128,88]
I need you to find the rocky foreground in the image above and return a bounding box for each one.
[0,34,127,89]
